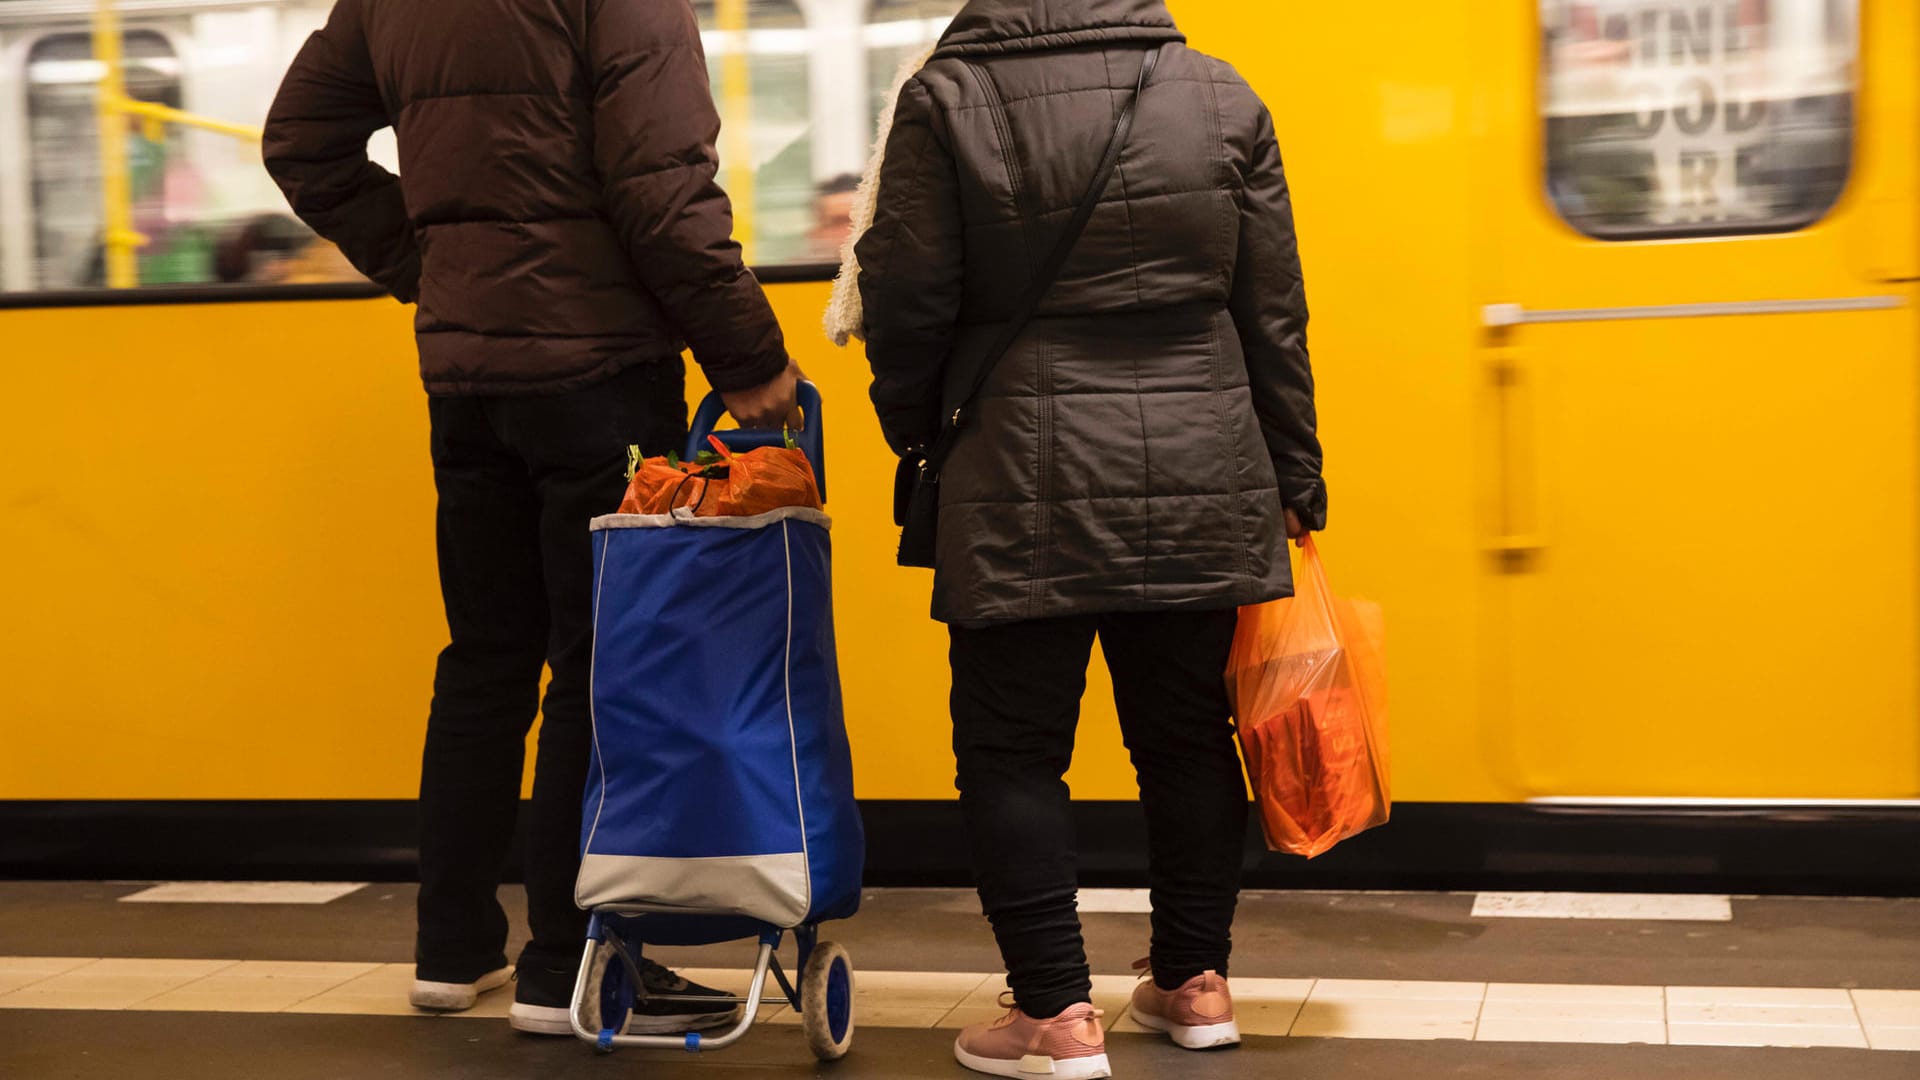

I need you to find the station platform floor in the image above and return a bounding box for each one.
[1,881,1916,1079]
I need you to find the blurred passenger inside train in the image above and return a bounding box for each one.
[261,0,801,1039]
[211,215,305,284]
[212,215,360,286]
[807,173,862,261]
[78,116,212,288]
[851,0,1325,1075]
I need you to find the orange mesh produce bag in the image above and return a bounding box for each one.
[618,437,822,517]
[1227,535,1390,858]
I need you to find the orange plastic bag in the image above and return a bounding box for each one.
[1227,535,1390,858]
[619,455,702,515]
[617,437,822,517]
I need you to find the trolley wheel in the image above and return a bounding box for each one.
[578,940,634,1053]
[800,941,854,1060]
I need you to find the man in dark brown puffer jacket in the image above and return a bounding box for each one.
[264,0,793,1035]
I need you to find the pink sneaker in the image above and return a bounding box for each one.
[1128,961,1241,1050]
[953,996,1111,1079]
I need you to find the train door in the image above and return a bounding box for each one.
[1477,0,1920,798]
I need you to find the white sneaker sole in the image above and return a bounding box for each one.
[1130,1008,1242,1049]
[514,1002,743,1037]
[953,1042,1112,1079]
[409,966,512,1012]
[625,1008,742,1035]
[509,1002,574,1036]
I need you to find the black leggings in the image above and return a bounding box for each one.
[948,608,1248,1019]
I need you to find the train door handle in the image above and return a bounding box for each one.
[1486,346,1548,566]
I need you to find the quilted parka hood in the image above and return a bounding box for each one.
[934,0,1185,58]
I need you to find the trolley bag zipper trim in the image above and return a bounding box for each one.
[781,519,814,922]
[590,507,832,532]
[580,536,614,882]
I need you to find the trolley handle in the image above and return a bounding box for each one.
[686,380,826,502]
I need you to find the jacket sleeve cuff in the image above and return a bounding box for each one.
[701,351,789,394]
[879,420,934,458]
[1281,474,1329,532]
[375,250,420,304]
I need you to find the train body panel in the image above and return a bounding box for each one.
[0,1,1915,816]
[1472,0,1920,799]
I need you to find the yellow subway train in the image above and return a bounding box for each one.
[2,0,1916,890]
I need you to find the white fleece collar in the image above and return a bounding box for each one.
[824,45,937,348]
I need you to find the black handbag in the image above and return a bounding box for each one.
[893,45,1166,568]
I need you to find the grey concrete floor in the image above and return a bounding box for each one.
[2,882,1916,989]
[4,1009,1916,1080]
[3,883,1918,1079]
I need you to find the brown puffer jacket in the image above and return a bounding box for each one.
[857,0,1326,625]
[264,0,786,396]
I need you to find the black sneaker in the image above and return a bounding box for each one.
[510,962,581,1035]
[628,958,741,1035]
[508,956,740,1036]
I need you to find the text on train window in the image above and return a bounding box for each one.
[1541,0,1857,238]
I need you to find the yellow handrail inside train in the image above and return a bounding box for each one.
[117,97,266,144]
[92,0,264,289]
[91,0,137,289]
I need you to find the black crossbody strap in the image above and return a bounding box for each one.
[929,44,1165,468]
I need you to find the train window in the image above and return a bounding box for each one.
[27,32,188,289]
[1541,0,1857,239]
[5,2,372,296]
[867,0,960,121]
[696,0,819,264]
[693,0,958,266]
[0,0,961,298]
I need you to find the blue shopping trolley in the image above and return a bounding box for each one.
[569,382,862,1060]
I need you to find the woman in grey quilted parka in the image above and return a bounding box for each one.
[852,0,1329,1072]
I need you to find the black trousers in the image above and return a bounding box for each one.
[948,609,1248,1019]
[415,362,687,981]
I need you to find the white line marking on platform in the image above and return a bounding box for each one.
[1471,892,1732,922]
[118,882,368,905]
[1076,889,1153,913]
[1,960,1911,1051]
